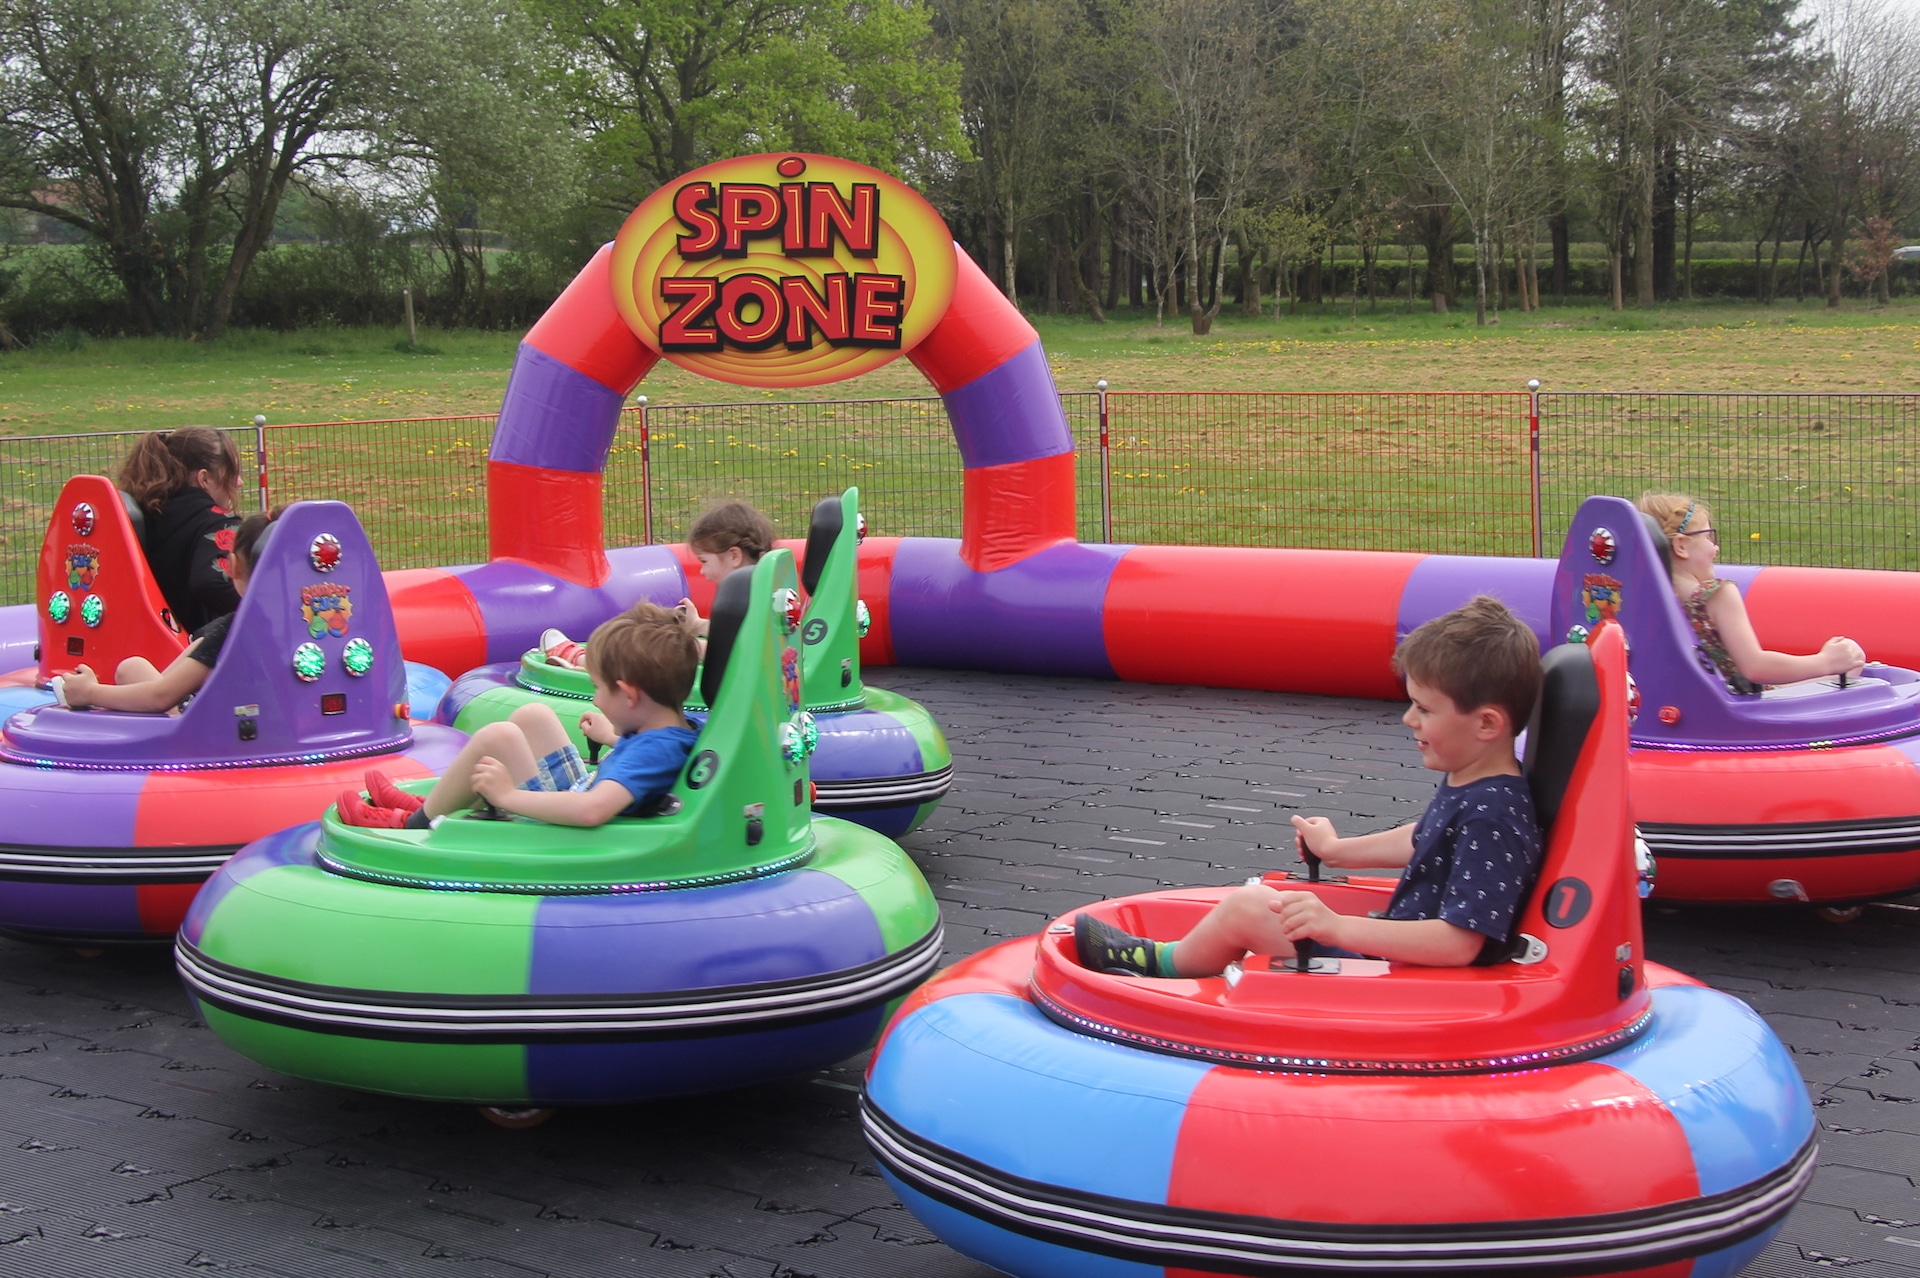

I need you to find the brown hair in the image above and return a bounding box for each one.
[687,501,775,561]
[229,506,284,579]
[585,602,700,710]
[1392,595,1541,733]
[1636,491,1709,540]
[118,427,243,516]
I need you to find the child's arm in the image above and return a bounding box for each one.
[1269,893,1485,965]
[471,755,635,827]
[1292,816,1417,870]
[60,652,212,713]
[1707,584,1865,683]
[675,598,711,639]
[578,711,619,747]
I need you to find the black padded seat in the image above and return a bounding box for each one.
[699,569,754,710]
[1467,642,1601,964]
[119,489,148,543]
[1523,642,1601,837]
[800,497,842,597]
[1641,511,1673,581]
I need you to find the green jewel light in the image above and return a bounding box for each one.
[292,642,326,682]
[780,711,820,765]
[47,591,70,624]
[341,637,374,677]
[79,593,104,628]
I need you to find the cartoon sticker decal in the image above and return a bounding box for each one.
[65,543,101,593]
[781,645,801,712]
[301,583,353,639]
[1581,574,1622,626]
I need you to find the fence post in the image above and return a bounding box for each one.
[1096,379,1112,544]
[252,414,269,513]
[1527,379,1542,558]
[636,395,653,545]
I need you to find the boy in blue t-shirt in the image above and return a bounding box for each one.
[342,603,699,829]
[1080,596,1544,973]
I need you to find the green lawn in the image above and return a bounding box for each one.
[0,298,1914,437]
[0,300,1914,604]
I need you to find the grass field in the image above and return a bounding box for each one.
[0,298,1914,436]
[0,300,1913,604]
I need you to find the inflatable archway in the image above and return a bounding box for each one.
[376,150,1920,700]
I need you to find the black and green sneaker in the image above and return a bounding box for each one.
[1075,913,1161,977]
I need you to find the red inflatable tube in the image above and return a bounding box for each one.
[523,242,658,391]
[1102,545,1422,699]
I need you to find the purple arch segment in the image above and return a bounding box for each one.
[943,340,1076,470]
[493,343,628,474]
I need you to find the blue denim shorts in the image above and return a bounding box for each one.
[522,743,592,794]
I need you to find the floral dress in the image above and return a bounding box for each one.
[1683,579,1761,695]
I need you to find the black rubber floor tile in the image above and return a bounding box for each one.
[1806,1162,1920,1226]
[1819,1127,1920,1179]
[1739,1239,1916,1275]
[1785,1197,1920,1269]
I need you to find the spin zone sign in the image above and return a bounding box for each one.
[611,154,957,388]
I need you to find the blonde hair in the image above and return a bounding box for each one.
[1637,491,1709,539]
[584,602,700,710]
[687,501,776,561]
[1393,595,1542,734]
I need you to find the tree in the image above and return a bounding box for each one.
[531,0,965,216]
[0,0,553,336]
[1792,0,1920,306]
[934,0,1086,301]
[1401,0,1550,324]
[1134,0,1277,334]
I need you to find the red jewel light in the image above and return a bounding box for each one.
[71,503,95,536]
[1589,528,1616,565]
[1658,705,1681,724]
[309,533,343,573]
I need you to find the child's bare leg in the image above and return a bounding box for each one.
[506,701,572,758]
[422,721,541,818]
[114,657,162,685]
[1167,884,1298,977]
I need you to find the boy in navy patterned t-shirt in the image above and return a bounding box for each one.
[1080,596,1544,974]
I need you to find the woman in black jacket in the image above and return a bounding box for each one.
[118,427,245,634]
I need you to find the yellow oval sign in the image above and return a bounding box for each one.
[610,154,957,389]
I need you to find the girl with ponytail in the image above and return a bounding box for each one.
[117,427,246,632]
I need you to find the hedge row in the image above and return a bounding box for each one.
[0,242,574,341]
[4,241,1917,340]
[1263,256,1920,303]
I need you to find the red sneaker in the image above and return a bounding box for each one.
[365,770,425,812]
[336,789,409,829]
[541,628,587,669]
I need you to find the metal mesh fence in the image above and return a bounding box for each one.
[1098,392,1533,553]
[3,391,1913,606]
[1539,393,1920,572]
[0,427,260,608]
[619,396,973,545]
[263,416,495,571]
